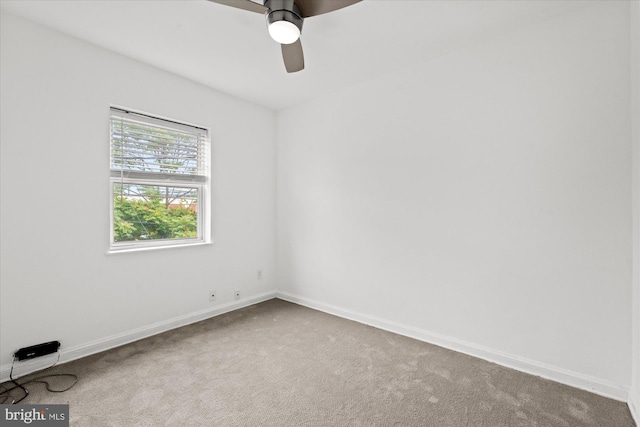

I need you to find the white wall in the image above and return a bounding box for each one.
[0,12,276,370]
[630,0,640,421]
[277,1,633,398]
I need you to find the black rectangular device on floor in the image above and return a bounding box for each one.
[14,341,61,361]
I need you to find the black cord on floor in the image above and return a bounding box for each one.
[0,353,77,404]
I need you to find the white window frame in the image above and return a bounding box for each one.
[108,106,211,253]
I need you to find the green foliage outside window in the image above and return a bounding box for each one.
[113,186,198,242]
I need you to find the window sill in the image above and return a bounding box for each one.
[107,240,213,255]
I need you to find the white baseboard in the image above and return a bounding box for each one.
[3,289,631,407]
[0,291,276,383]
[276,290,630,403]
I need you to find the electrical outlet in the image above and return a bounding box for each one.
[209,290,216,302]
[257,270,263,280]
[234,290,241,300]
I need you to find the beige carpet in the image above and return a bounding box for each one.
[1,299,636,426]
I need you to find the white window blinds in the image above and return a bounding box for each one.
[110,108,207,183]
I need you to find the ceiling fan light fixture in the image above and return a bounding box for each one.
[265,1,303,45]
[268,19,300,44]
[208,0,363,73]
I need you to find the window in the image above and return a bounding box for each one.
[109,107,210,252]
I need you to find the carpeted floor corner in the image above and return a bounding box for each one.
[1,299,636,426]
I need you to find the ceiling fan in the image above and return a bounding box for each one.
[207,0,362,73]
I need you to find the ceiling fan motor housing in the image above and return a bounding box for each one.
[265,0,304,34]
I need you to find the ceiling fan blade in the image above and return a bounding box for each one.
[206,0,268,14]
[281,39,304,73]
[294,0,362,18]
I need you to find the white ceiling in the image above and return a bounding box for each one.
[1,0,597,110]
